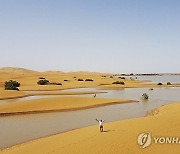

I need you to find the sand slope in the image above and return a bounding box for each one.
[0,90,29,100]
[1,67,179,91]
[1,102,180,154]
[0,97,134,116]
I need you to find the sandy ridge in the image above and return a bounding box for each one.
[0,97,136,116]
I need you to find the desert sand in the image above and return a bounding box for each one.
[0,67,180,153]
[1,102,180,154]
[0,67,178,92]
[0,96,135,116]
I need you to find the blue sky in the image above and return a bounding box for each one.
[0,0,180,73]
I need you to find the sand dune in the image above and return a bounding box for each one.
[1,102,180,154]
[0,96,135,116]
[0,67,39,74]
[0,67,180,153]
[0,67,179,91]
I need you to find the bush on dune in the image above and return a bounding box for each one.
[4,80,20,90]
[39,77,46,79]
[85,79,94,81]
[112,81,125,85]
[56,83,62,85]
[64,80,70,82]
[37,79,50,85]
[37,79,62,86]
[118,77,126,79]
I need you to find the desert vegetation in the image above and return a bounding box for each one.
[39,77,46,79]
[4,80,20,90]
[37,78,62,86]
[167,82,172,85]
[85,79,94,81]
[112,81,125,85]
[64,80,70,82]
[118,77,126,79]
[142,93,149,100]
[37,79,50,85]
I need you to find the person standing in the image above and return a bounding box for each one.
[96,119,104,132]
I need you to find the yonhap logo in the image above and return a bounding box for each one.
[137,132,180,149]
[137,132,152,148]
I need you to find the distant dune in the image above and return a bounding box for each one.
[0,67,105,75]
[0,67,39,74]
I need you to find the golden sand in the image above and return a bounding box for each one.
[0,90,29,100]
[0,67,180,153]
[1,102,180,154]
[0,67,179,92]
[0,96,135,116]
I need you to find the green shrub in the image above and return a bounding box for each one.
[142,93,149,100]
[112,81,125,85]
[157,83,163,85]
[4,80,20,90]
[39,77,46,79]
[56,83,62,85]
[85,79,94,81]
[167,82,172,85]
[118,77,125,79]
[37,79,62,86]
[37,79,50,85]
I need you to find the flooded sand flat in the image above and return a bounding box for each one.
[0,87,180,149]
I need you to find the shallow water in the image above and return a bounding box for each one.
[0,87,180,149]
[0,88,100,105]
[128,75,180,83]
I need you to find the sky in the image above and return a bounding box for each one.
[0,0,180,73]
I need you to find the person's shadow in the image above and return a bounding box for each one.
[102,129,115,133]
